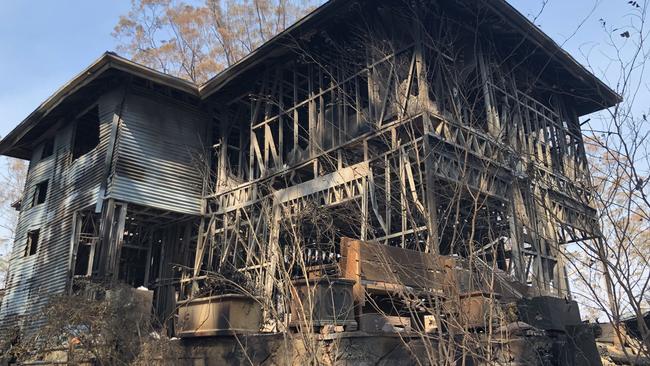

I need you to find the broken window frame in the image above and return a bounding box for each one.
[71,105,100,161]
[73,237,96,278]
[25,229,40,257]
[39,138,54,161]
[31,180,48,208]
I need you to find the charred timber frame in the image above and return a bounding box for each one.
[189,13,600,321]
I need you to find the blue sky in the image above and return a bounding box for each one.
[0,0,639,137]
[0,1,131,138]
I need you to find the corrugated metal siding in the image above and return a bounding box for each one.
[0,87,207,335]
[0,90,121,333]
[107,89,208,215]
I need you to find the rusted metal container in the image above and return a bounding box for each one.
[176,294,262,337]
[290,278,357,331]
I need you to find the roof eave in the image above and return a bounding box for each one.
[483,0,621,111]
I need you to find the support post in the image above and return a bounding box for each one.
[415,33,440,254]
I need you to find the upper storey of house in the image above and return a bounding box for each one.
[0,54,209,217]
[189,0,621,198]
[0,54,201,160]
[0,0,619,180]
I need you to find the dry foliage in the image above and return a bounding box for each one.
[9,281,162,365]
[567,0,650,358]
[113,0,324,83]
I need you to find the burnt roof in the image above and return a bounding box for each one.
[197,0,620,109]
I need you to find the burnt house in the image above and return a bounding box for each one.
[0,0,619,362]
